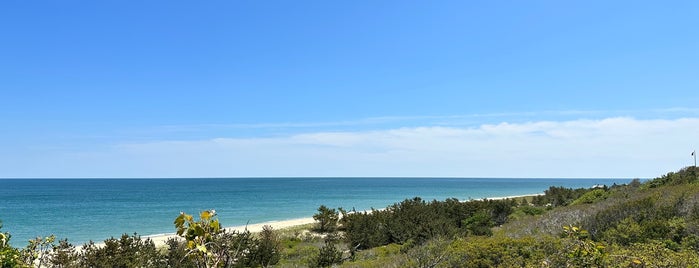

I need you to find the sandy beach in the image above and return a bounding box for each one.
[142,193,541,247]
[481,193,543,200]
[145,217,316,247]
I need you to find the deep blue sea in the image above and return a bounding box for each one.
[0,178,633,246]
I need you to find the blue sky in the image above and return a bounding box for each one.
[1,1,698,178]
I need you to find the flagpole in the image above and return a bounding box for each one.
[692,150,697,182]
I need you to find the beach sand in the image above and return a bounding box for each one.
[139,193,542,247]
[145,217,316,247]
[481,193,543,200]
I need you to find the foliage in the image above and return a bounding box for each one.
[164,237,197,268]
[246,225,281,267]
[342,197,518,250]
[604,241,699,267]
[557,225,606,267]
[404,237,450,268]
[310,235,343,268]
[174,210,223,266]
[462,210,493,236]
[443,235,558,267]
[0,246,24,268]
[532,186,591,207]
[21,235,57,268]
[172,210,287,268]
[342,209,390,250]
[571,188,609,205]
[313,205,339,233]
[80,233,166,268]
[0,221,26,268]
[600,217,644,246]
[49,239,79,268]
[515,206,545,216]
[278,242,318,267]
[645,166,698,188]
[174,210,259,268]
[385,197,449,245]
[339,167,699,267]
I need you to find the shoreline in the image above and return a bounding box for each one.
[141,193,542,248]
[479,193,543,200]
[144,217,316,247]
[6,178,627,246]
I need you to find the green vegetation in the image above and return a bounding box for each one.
[2,166,699,267]
[312,205,339,233]
[0,221,23,268]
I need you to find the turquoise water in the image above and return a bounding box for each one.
[0,178,632,246]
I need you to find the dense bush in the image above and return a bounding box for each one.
[312,205,339,233]
[80,234,165,268]
[309,235,343,268]
[342,209,391,250]
[571,188,609,205]
[342,197,518,250]
[531,186,591,207]
[247,225,282,267]
[0,211,284,268]
[344,225,699,267]
[646,166,698,188]
[0,222,24,268]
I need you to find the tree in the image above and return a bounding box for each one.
[313,205,339,233]
[49,239,78,267]
[310,235,343,268]
[80,233,165,268]
[249,225,281,267]
[463,210,493,236]
[173,210,257,268]
[21,235,56,268]
[174,210,225,268]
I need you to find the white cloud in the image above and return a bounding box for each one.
[5,117,698,178]
[139,107,699,134]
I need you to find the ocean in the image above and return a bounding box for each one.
[0,177,633,246]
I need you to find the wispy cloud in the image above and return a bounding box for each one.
[14,117,697,178]
[139,107,699,134]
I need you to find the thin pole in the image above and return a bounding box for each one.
[694,150,697,181]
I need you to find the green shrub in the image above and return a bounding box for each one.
[517,206,545,216]
[463,210,493,236]
[49,239,78,268]
[0,224,25,268]
[571,188,609,205]
[247,225,281,267]
[310,236,343,268]
[80,233,166,268]
[646,166,698,188]
[532,186,591,207]
[21,235,57,267]
[165,238,197,268]
[604,240,699,267]
[313,205,339,233]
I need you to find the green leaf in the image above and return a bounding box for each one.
[211,220,220,232]
[195,225,205,236]
[174,215,185,227]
